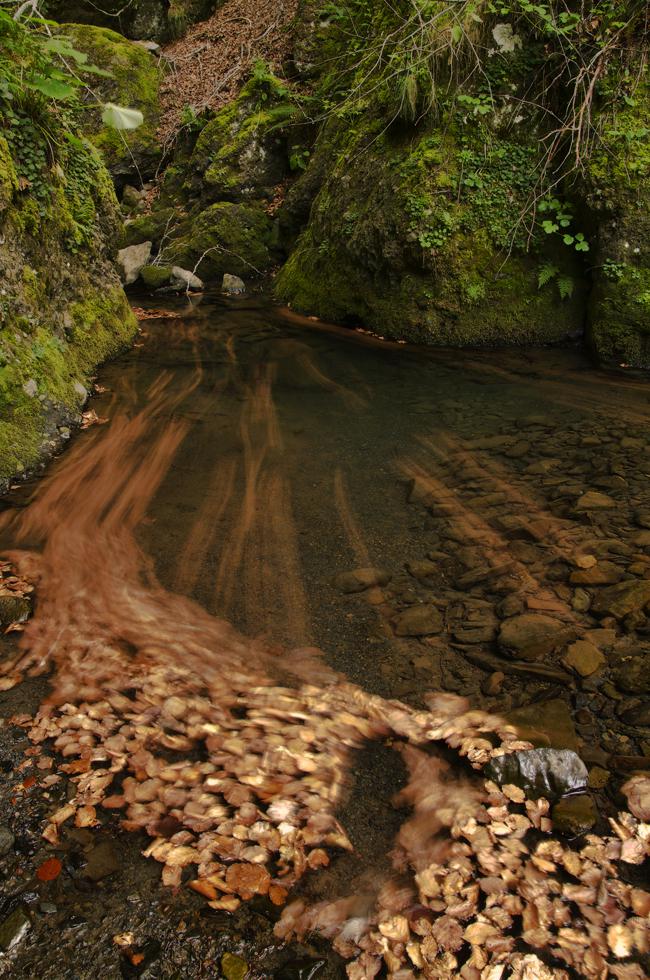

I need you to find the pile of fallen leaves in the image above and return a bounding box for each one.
[158,0,299,143]
[1,386,648,980]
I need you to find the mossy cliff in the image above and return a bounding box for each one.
[0,126,136,485]
[61,24,164,183]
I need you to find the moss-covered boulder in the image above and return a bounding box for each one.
[140,264,172,288]
[276,117,584,346]
[121,206,185,248]
[188,67,295,204]
[61,24,164,182]
[585,71,650,368]
[0,131,136,485]
[161,201,273,280]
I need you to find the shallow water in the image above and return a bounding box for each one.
[1,294,650,979]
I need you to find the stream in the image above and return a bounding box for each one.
[0,294,649,979]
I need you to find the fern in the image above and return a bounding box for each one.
[537,262,558,288]
[557,276,575,300]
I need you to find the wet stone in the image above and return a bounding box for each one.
[569,562,624,586]
[0,594,31,625]
[482,671,505,696]
[498,613,574,662]
[551,794,597,836]
[612,655,650,695]
[333,567,391,594]
[618,702,650,727]
[0,906,30,952]
[393,604,443,636]
[83,840,121,881]
[562,640,605,678]
[591,580,650,619]
[507,699,580,752]
[632,530,650,548]
[0,825,15,856]
[575,490,616,511]
[221,952,248,980]
[485,748,588,799]
[406,559,437,580]
[588,765,610,790]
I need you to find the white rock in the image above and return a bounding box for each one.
[117,241,152,285]
[222,273,246,295]
[170,266,204,291]
[23,378,37,397]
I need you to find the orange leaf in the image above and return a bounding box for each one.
[37,857,62,881]
[22,775,36,789]
[129,953,145,966]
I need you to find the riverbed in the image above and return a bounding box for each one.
[0,294,649,978]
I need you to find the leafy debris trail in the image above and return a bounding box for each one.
[158,0,299,144]
[0,363,648,979]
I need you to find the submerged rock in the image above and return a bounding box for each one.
[591,580,650,619]
[551,793,597,836]
[333,567,391,594]
[0,906,30,952]
[0,594,31,625]
[0,826,15,856]
[393,604,442,636]
[562,640,605,678]
[485,748,588,799]
[498,613,574,662]
[221,952,248,980]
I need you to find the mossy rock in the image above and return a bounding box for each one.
[61,24,164,181]
[121,207,183,248]
[276,117,584,346]
[162,202,273,281]
[0,137,18,211]
[188,70,294,204]
[140,264,172,288]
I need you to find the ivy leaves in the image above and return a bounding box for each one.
[538,197,590,252]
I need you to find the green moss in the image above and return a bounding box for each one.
[61,24,164,176]
[189,67,294,202]
[140,264,171,288]
[276,111,583,346]
[121,207,182,248]
[0,286,136,479]
[163,202,273,279]
[0,136,18,211]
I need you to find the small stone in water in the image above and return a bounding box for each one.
[498,613,574,662]
[551,793,597,836]
[221,952,248,980]
[0,906,30,951]
[562,640,605,677]
[333,567,391,593]
[0,826,15,856]
[485,748,588,799]
[393,604,442,636]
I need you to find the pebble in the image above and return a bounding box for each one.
[498,613,574,662]
[0,907,30,951]
[221,952,248,980]
[0,826,15,856]
[551,793,597,836]
[569,562,624,586]
[393,604,442,637]
[591,580,650,619]
[574,490,616,511]
[562,640,605,678]
[587,766,610,790]
[333,567,391,594]
[482,671,505,696]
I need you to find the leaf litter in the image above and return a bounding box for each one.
[0,380,648,980]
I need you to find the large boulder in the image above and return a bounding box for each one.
[188,69,294,204]
[161,202,273,280]
[61,24,164,183]
[48,0,219,43]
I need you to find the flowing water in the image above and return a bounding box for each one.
[0,295,649,979]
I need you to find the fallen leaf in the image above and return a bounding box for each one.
[37,857,62,881]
